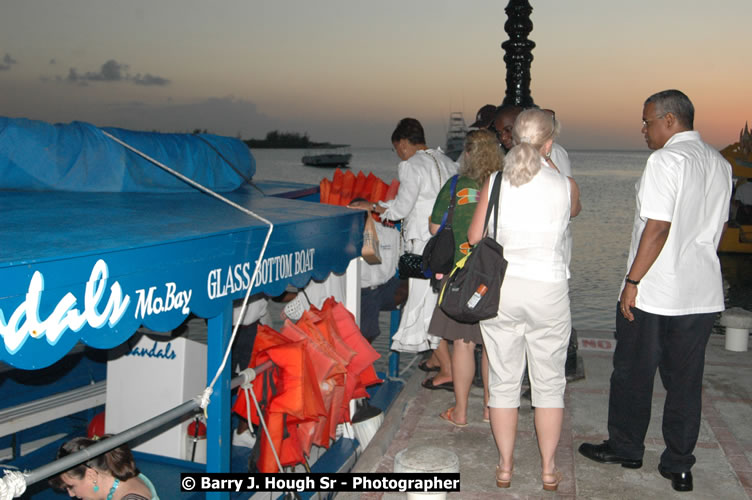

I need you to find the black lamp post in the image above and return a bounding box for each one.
[500,0,583,380]
[501,0,536,108]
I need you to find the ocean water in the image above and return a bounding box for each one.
[252,147,749,331]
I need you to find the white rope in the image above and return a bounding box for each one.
[100,131,272,223]
[100,130,275,415]
[242,382,257,444]
[243,381,284,472]
[0,470,26,499]
[396,353,420,378]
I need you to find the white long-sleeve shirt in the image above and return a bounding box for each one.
[379,148,458,253]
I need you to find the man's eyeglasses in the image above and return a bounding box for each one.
[642,114,665,128]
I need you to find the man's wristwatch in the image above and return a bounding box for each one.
[625,275,640,285]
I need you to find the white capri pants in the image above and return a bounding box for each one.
[480,275,571,408]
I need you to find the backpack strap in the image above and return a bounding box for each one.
[437,174,459,232]
[484,172,502,239]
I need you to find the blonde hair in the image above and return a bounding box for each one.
[460,129,504,184]
[504,108,558,187]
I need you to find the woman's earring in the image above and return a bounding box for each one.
[93,480,99,493]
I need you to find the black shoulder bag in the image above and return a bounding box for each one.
[422,175,459,288]
[438,172,507,323]
[397,151,445,280]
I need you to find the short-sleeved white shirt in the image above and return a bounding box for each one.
[550,142,572,178]
[622,131,732,315]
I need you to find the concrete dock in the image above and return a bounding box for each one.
[352,328,752,499]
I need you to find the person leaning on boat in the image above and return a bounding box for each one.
[50,435,158,499]
[349,117,458,356]
[469,108,581,491]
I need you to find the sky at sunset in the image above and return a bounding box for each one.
[1,0,750,150]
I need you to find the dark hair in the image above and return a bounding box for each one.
[391,118,426,145]
[493,105,523,122]
[48,435,140,490]
[645,89,694,130]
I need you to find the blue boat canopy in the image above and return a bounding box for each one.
[0,116,254,192]
[0,117,363,370]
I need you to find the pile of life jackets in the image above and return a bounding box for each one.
[232,297,382,473]
[319,168,399,207]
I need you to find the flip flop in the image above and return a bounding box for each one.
[440,407,467,427]
[421,377,454,392]
[418,360,440,373]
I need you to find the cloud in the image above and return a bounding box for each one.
[0,52,18,71]
[132,73,170,86]
[84,59,128,81]
[51,59,169,86]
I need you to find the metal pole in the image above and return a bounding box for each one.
[501,0,536,108]
[21,361,274,487]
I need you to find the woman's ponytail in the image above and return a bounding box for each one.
[503,142,541,186]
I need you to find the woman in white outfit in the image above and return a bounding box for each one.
[468,108,581,492]
[353,118,458,362]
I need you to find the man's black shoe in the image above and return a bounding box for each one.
[578,441,643,468]
[659,465,693,492]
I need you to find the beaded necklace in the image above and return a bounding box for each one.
[106,478,120,500]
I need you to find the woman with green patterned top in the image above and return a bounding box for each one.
[427,129,503,426]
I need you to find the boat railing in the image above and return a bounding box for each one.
[3,362,273,495]
[0,381,107,440]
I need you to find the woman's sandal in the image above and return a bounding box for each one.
[542,469,562,491]
[495,465,513,488]
[439,407,467,427]
[417,359,439,372]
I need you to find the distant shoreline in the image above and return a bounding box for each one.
[244,131,348,149]
[245,142,349,149]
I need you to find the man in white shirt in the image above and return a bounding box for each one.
[579,90,732,492]
[541,108,574,263]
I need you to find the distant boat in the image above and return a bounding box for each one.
[444,112,468,161]
[302,147,352,168]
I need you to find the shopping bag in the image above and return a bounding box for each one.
[361,214,381,264]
